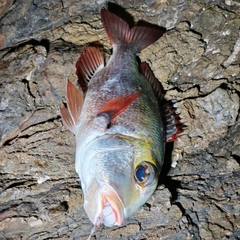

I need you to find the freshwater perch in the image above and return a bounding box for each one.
[60,9,182,228]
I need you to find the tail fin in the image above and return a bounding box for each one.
[101,9,165,52]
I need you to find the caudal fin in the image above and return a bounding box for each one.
[101,9,165,52]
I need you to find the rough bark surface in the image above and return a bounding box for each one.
[0,1,240,239]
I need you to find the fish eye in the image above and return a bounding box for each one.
[134,162,157,187]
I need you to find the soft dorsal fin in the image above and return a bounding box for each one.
[60,80,83,134]
[140,62,165,101]
[101,9,165,52]
[75,47,104,91]
[97,92,140,123]
[139,62,183,142]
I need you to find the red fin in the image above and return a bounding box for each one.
[101,9,165,52]
[130,26,165,52]
[139,62,183,142]
[66,79,83,126]
[97,92,140,122]
[76,47,104,91]
[60,80,83,134]
[140,62,165,100]
[60,107,76,134]
[164,101,183,143]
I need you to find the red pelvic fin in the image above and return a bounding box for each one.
[164,101,183,143]
[60,80,83,134]
[140,62,165,100]
[100,9,165,52]
[76,47,104,91]
[60,107,76,134]
[97,92,140,122]
[66,79,83,125]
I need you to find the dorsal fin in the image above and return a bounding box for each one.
[75,47,104,91]
[164,101,184,143]
[140,62,165,101]
[139,62,183,142]
[100,9,165,52]
[60,80,83,134]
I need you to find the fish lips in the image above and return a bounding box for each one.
[84,179,125,227]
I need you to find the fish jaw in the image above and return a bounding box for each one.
[84,179,125,227]
[78,134,161,227]
[83,175,158,228]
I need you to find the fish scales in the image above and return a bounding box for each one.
[80,46,164,146]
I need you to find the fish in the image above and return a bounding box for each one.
[60,9,182,228]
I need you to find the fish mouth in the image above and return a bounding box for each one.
[84,181,125,227]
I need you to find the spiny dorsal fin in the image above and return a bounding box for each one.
[76,47,104,91]
[97,92,140,123]
[140,62,165,101]
[164,101,184,143]
[101,9,165,52]
[60,80,83,134]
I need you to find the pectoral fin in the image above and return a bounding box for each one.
[97,92,140,124]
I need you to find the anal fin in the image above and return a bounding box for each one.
[76,47,104,91]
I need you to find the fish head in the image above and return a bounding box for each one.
[77,134,161,227]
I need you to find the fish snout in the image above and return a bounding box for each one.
[84,181,125,227]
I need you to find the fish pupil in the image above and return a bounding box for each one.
[136,165,147,182]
